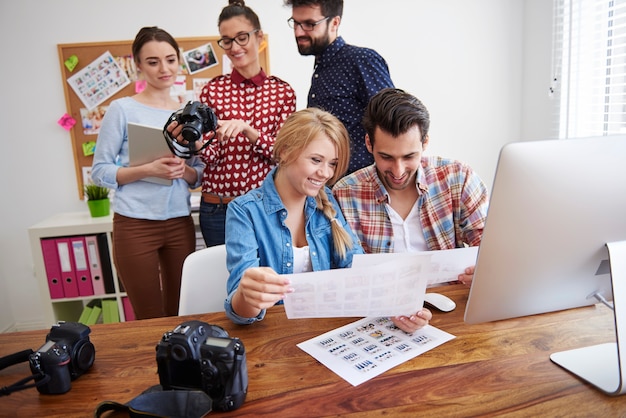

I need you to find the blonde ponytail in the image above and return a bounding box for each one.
[317,189,353,260]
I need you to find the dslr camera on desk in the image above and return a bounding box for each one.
[0,321,95,396]
[156,320,248,411]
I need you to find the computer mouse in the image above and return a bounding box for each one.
[423,292,456,312]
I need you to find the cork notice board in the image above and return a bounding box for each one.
[57,35,270,198]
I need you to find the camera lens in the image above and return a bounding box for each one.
[181,123,202,142]
[171,344,189,362]
[74,341,96,372]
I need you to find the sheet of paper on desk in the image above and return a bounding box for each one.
[283,257,429,319]
[297,316,455,386]
[352,246,479,286]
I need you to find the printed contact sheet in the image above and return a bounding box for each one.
[297,317,455,386]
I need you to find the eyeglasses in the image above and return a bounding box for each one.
[287,16,330,31]
[217,29,259,50]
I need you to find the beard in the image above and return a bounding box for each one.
[296,31,332,56]
[380,170,415,192]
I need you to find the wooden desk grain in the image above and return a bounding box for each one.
[1,285,624,417]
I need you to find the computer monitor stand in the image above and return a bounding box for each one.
[550,240,626,395]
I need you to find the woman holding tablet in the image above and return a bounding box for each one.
[91,26,204,320]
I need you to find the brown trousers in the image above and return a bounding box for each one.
[112,213,195,319]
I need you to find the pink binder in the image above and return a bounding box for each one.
[55,238,79,298]
[122,297,136,321]
[40,238,64,299]
[70,236,94,297]
[84,235,106,295]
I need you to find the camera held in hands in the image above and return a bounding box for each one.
[28,322,95,394]
[156,320,248,411]
[163,101,218,159]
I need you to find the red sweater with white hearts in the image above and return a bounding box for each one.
[198,68,296,197]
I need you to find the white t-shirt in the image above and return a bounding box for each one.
[293,245,312,273]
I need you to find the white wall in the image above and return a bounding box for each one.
[522,0,558,141]
[0,0,553,331]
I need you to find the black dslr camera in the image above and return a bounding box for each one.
[156,320,247,411]
[28,322,95,394]
[175,101,218,143]
[163,101,218,158]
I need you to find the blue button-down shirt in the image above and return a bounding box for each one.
[308,36,395,174]
[224,167,364,324]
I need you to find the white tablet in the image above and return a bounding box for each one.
[127,122,173,185]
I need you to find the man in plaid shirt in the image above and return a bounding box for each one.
[333,88,489,286]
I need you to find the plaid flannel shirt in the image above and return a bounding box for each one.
[333,157,489,253]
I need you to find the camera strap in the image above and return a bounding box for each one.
[94,385,213,418]
[0,349,33,370]
[0,372,50,396]
[0,348,51,397]
[215,342,245,411]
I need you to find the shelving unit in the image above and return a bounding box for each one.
[28,212,123,325]
[28,211,201,325]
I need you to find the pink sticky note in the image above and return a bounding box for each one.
[58,113,77,131]
[135,79,147,93]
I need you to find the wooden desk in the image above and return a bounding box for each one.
[1,285,624,417]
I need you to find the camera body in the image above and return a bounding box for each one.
[28,322,95,394]
[28,340,72,394]
[175,101,218,143]
[156,320,248,411]
[163,101,218,158]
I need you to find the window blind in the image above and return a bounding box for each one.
[552,0,626,138]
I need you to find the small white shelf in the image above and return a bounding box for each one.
[28,212,125,324]
[29,211,202,326]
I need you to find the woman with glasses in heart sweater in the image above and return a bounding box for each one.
[196,0,297,248]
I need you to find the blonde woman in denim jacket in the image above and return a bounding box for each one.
[224,108,364,325]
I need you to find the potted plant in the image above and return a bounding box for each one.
[84,183,111,217]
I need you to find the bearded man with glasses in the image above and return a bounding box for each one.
[285,0,395,175]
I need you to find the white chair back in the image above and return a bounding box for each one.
[179,244,229,315]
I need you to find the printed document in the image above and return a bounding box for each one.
[351,246,478,285]
[298,316,455,386]
[283,247,477,319]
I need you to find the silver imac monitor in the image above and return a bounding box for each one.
[464,135,626,395]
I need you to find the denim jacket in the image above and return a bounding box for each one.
[224,168,364,324]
